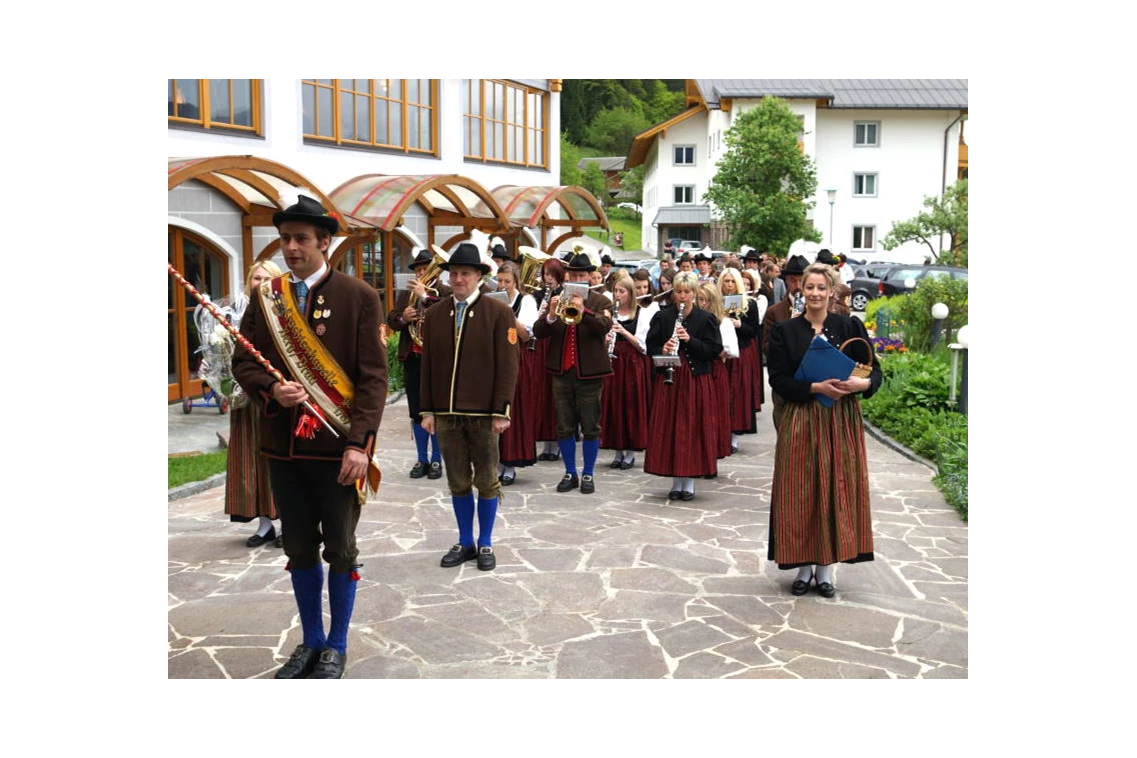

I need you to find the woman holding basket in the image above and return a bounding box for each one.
[765,263,882,598]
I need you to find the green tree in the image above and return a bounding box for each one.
[703,96,821,253]
[560,132,583,186]
[882,179,968,266]
[582,161,608,203]
[618,165,644,207]
[584,107,652,156]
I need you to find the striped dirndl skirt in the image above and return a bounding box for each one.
[224,401,277,521]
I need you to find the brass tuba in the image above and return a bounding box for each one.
[408,247,449,346]
[517,246,552,294]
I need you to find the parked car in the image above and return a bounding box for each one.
[677,240,704,254]
[848,262,899,311]
[877,264,968,298]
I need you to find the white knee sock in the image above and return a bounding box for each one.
[796,565,815,583]
[623,451,634,465]
[255,516,273,537]
[672,477,683,492]
[816,565,834,585]
[681,477,695,493]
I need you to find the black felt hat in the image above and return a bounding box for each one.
[693,251,712,263]
[563,245,598,272]
[781,254,810,278]
[600,254,615,266]
[743,249,762,261]
[439,242,491,275]
[815,248,837,265]
[408,249,432,270]
[272,193,340,235]
[489,236,516,262]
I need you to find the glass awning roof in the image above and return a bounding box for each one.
[330,174,510,232]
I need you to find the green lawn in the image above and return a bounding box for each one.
[585,216,643,252]
[169,450,228,488]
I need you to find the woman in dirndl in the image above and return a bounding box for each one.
[766,263,882,598]
[599,270,653,471]
[495,261,540,485]
[740,269,767,411]
[695,282,737,463]
[644,272,723,501]
[719,268,765,452]
[225,260,283,548]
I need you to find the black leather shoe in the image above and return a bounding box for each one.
[538,452,552,461]
[731,444,740,454]
[791,574,814,596]
[274,644,320,679]
[477,546,496,571]
[501,473,516,486]
[273,534,284,549]
[619,457,635,470]
[668,490,681,501]
[427,461,443,479]
[817,581,836,599]
[556,474,579,492]
[307,648,346,679]
[409,461,428,478]
[246,526,276,548]
[679,491,695,501]
[609,457,623,469]
[580,474,595,494]
[440,543,477,568]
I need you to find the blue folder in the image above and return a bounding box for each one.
[793,335,856,407]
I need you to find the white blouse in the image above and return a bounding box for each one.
[511,292,539,329]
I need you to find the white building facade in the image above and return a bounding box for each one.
[632,79,967,263]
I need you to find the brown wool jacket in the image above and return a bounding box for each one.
[761,293,796,356]
[233,268,388,462]
[531,291,614,379]
[419,291,520,418]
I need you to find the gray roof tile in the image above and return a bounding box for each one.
[696,79,967,109]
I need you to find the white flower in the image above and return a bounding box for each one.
[210,323,231,346]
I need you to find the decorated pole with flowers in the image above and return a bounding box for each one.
[168,262,339,438]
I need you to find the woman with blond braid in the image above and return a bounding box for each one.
[599,270,653,470]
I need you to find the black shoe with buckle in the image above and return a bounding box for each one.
[477,546,496,571]
[609,457,623,469]
[619,457,635,470]
[246,526,276,548]
[501,473,516,486]
[409,461,428,478]
[556,473,579,492]
[679,491,695,501]
[273,534,284,549]
[580,474,595,494]
[307,648,346,679]
[274,644,320,679]
[440,543,477,568]
[668,490,681,501]
[428,461,443,479]
[817,581,836,599]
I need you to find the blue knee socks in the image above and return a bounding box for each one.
[326,569,358,656]
[412,422,429,463]
[452,493,476,547]
[582,438,599,477]
[558,438,577,475]
[289,564,327,650]
[477,496,498,547]
[430,432,441,463]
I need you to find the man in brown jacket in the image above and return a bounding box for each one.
[532,247,613,495]
[233,193,388,679]
[387,248,448,480]
[420,231,519,572]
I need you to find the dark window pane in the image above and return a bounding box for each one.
[169,313,178,384]
[168,80,175,117]
[176,79,200,120]
[233,79,253,126]
[210,79,231,123]
[318,88,333,137]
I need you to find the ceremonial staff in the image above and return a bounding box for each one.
[168,262,339,438]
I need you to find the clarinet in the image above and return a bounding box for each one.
[663,302,685,385]
[607,322,618,360]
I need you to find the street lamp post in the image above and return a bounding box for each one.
[826,188,837,248]
[949,325,968,415]
[930,302,949,349]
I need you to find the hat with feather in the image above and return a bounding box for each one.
[489,235,515,263]
[273,188,340,235]
[564,244,600,272]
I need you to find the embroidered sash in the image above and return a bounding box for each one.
[259,276,382,499]
[259,276,355,433]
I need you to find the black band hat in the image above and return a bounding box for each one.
[437,229,494,276]
[743,249,763,261]
[273,192,340,235]
[781,254,810,278]
[408,248,432,270]
[489,235,516,263]
[563,244,599,272]
[815,248,837,266]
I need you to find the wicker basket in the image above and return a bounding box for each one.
[839,337,875,379]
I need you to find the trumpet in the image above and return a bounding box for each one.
[555,282,589,325]
[408,251,448,346]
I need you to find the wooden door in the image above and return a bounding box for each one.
[168,228,229,402]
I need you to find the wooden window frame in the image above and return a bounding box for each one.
[168,79,263,135]
[463,79,548,169]
[301,79,439,155]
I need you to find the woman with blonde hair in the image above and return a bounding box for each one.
[766,263,881,598]
[644,272,723,501]
[226,259,284,548]
[719,268,765,452]
[495,261,540,485]
[695,282,737,462]
[599,270,653,470]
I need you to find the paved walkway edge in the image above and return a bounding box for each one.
[863,419,939,475]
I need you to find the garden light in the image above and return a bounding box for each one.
[930,302,949,349]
